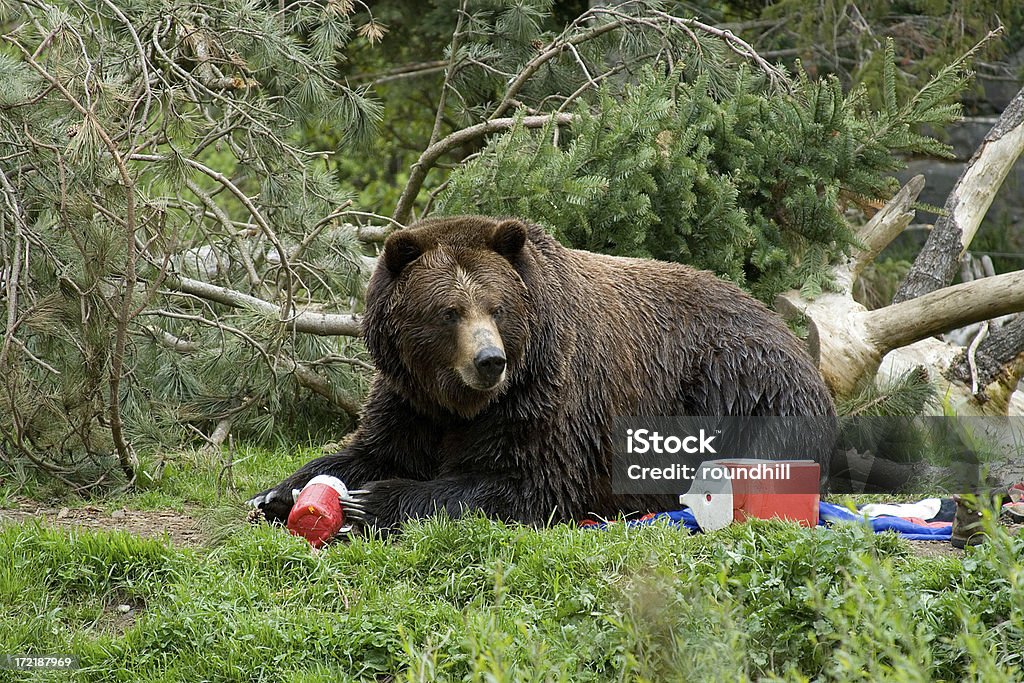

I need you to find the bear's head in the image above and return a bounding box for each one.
[364,216,537,419]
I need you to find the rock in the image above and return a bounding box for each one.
[898,160,962,209]
[942,117,1000,161]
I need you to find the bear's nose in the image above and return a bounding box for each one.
[474,347,506,384]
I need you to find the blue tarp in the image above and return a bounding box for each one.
[818,501,952,541]
[586,503,953,541]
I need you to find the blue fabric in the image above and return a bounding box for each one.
[646,508,702,532]
[585,503,953,541]
[818,501,952,541]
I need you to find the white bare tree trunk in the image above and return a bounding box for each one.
[780,86,1024,392]
[777,86,1024,484]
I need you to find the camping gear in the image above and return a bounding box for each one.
[678,460,821,530]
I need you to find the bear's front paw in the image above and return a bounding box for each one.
[246,485,300,525]
[333,485,394,537]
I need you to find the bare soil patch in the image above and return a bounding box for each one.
[0,499,205,546]
[904,539,964,558]
[904,518,1023,559]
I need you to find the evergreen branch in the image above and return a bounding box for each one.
[837,367,934,417]
[291,200,355,262]
[593,8,793,92]
[183,177,263,289]
[852,29,1000,160]
[282,357,362,418]
[184,419,236,449]
[428,0,467,150]
[393,113,576,225]
[349,59,449,86]
[490,18,626,120]
[2,0,378,469]
[181,24,258,91]
[95,0,153,155]
[398,6,797,224]
[141,325,200,353]
[0,425,83,488]
[7,336,62,376]
[139,309,276,372]
[139,311,361,418]
[0,166,27,370]
[148,20,296,158]
[555,61,635,115]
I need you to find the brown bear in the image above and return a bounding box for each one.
[248,215,835,531]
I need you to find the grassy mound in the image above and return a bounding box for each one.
[2,503,1022,681]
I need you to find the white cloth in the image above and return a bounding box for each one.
[858,498,942,520]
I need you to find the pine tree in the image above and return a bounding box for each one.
[0,0,381,484]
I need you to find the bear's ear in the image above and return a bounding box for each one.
[383,231,423,276]
[490,219,527,259]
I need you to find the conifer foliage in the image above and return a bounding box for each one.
[439,39,971,300]
[0,0,379,484]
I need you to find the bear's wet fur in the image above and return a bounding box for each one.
[250,216,835,531]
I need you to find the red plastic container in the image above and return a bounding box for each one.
[287,475,347,547]
[716,460,820,527]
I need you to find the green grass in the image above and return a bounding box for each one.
[1,449,1023,682]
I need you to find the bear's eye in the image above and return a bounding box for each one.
[441,307,459,324]
[491,305,504,319]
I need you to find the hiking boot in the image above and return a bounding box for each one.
[951,494,984,549]
[951,489,1010,549]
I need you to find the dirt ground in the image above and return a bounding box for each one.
[0,500,206,546]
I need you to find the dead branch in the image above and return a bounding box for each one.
[163,274,363,337]
[780,269,1024,395]
[835,174,925,292]
[868,269,1024,351]
[946,316,1024,398]
[894,85,1024,303]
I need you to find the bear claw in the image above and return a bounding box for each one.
[340,489,369,522]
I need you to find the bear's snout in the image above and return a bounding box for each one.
[455,313,507,391]
[474,346,506,384]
